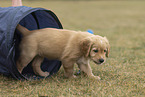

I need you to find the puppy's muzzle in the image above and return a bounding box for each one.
[99,58,104,63]
[93,58,104,65]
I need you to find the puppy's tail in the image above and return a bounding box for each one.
[16,24,31,36]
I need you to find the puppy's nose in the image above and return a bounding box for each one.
[99,59,104,63]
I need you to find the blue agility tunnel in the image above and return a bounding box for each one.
[0,6,63,80]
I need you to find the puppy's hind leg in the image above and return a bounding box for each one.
[17,52,36,74]
[32,56,49,77]
[17,38,38,74]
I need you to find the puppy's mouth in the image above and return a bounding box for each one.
[93,61,103,65]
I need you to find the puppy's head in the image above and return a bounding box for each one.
[80,35,110,65]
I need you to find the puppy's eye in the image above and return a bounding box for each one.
[93,50,98,53]
[104,50,107,52]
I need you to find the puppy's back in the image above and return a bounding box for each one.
[27,28,77,59]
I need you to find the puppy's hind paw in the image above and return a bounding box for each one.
[41,71,50,77]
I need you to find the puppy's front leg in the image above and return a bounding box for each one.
[62,60,76,78]
[77,63,101,80]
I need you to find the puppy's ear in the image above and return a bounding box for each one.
[106,45,110,57]
[80,39,93,57]
[104,37,110,57]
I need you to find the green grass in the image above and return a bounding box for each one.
[0,1,145,97]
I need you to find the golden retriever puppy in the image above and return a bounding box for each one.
[16,24,110,80]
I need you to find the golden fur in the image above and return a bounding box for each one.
[16,24,110,80]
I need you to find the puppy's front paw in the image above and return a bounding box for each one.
[89,75,101,81]
[72,75,77,78]
[94,76,101,80]
[64,74,77,79]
